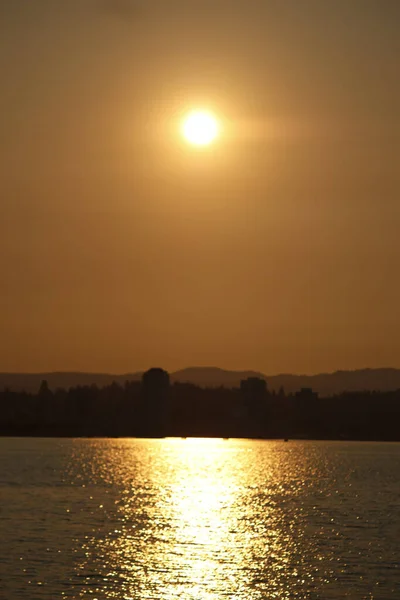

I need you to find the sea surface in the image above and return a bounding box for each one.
[0,438,399,599]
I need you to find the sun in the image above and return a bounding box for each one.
[182,110,219,146]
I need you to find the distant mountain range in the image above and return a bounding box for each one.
[2,367,400,396]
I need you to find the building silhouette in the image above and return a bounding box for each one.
[140,368,170,437]
[294,387,319,436]
[240,377,269,438]
[295,387,318,401]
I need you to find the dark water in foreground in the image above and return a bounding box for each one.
[0,438,399,599]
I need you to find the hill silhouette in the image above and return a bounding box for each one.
[0,371,143,393]
[171,367,268,388]
[2,367,400,395]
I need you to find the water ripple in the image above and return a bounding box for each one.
[0,438,399,599]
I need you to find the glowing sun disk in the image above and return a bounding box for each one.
[182,110,219,146]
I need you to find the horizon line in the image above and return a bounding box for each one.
[1,366,400,378]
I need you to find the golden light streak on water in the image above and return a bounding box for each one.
[3,438,397,599]
[72,438,318,599]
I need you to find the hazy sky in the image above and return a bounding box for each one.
[1,0,399,374]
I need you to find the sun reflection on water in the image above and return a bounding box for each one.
[2,439,398,599]
[69,438,322,599]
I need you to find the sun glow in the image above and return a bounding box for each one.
[182,110,220,146]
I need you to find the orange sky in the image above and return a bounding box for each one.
[1,1,399,374]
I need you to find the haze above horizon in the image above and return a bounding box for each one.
[1,1,399,374]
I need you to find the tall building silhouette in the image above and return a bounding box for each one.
[140,368,170,437]
[240,377,268,438]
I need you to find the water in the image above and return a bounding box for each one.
[0,438,399,599]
